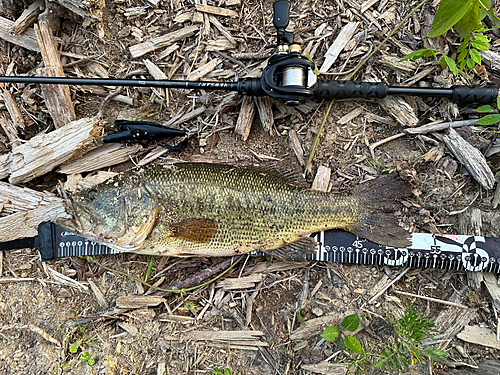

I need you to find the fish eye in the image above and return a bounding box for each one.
[87,189,97,201]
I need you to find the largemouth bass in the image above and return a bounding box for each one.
[56,163,411,260]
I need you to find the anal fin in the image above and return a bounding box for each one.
[263,237,317,262]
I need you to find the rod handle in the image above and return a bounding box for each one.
[313,80,389,100]
[451,85,498,104]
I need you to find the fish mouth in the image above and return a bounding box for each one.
[59,193,124,244]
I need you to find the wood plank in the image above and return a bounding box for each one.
[0,201,66,242]
[234,96,255,141]
[58,143,142,174]
[319,22,358,73]
[311,166,331,191]
[129,25,199,58]
[8,117,102,184]
[35,21,76,128]
[443,128,495,190]
[10,0,44,35]
[254,96,273,135]
[187,58,221,81]
[0,180,60,216]
[0,15,40,52]
[195,4,238,17]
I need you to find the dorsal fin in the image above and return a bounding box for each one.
[258,162,309,188]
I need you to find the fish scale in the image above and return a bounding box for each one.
[57,163,411,259]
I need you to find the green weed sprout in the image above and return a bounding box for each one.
[375,308,447,371]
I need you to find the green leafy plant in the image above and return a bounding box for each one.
[212,367,232,375]
[401,0,500,77]
[474,96,500,125]
[321,314,371,373]
[374,308,447,371]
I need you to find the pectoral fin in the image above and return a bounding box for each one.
[170,218,219,243]
[263,237,317,262]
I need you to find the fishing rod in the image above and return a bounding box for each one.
[0,0,497,105]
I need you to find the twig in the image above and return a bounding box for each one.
[368,267,410,304]
[405,119,478,135]
[392,289,468,309]
[369,132,406,155]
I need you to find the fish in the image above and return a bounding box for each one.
[56,163,412,261]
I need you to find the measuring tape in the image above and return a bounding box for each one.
[26,222,500,273]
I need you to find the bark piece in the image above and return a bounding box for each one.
[379,96,419,127]
[187,58,221,81]
[0,114,20,147]
[376,55,417,74]
[311,166,331,192]
[88,279,109,309]
[129,25,199,58]
[10,0,44,35]
[58,143,142,175]
[144,59,168,80]
[481,49,500,72]
[76,171,118,191]
[35,21,76,128]
[194,4,238,17]
[457,325,500,350]
[9,117,102,184]
[170,105,206,127]
[301,363,347,375]
[216,274,263,290]
[319,22,358,73]
[289,129,305,166]
[337,107,363,125]
[0,15,40,52]
[405,119,477,135]
[0,153,12,179]
[116,295,165,309]
[234,96,255,141]
[434,290,478,346]
[2,90,25,130]
[443,128,495,190]
[254,96,273,134]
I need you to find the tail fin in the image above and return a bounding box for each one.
[351,174,412,248]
